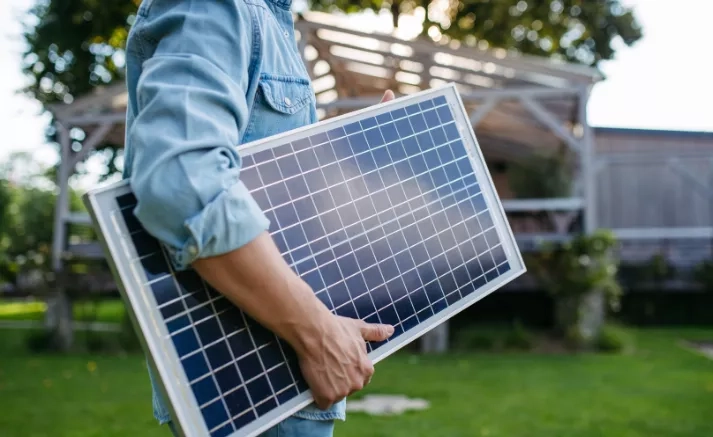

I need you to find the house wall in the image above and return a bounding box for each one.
[594,128,713,230]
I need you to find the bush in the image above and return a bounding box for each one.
[117,312,142,353]
[25,329,59,353]
[595,323,632,353]
[693,260,713,292]
[503,320,534,350]
[453,322,535,352]
[453,326,499,351]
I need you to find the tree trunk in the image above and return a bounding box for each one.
[45,289,74,351]
[554,289,605,348]
[391,1,400,29]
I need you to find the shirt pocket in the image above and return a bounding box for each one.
[242,73,315,145]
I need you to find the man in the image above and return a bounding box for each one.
[123,0,396,435]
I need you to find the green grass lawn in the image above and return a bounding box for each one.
[1,325,712,437]
[0,299,125,323]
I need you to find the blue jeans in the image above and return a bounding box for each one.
[167,417,335,437]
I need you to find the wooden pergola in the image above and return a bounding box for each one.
[47,12,603,350]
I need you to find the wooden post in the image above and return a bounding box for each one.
[48,122,74,351]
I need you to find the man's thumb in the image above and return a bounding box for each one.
[359,322,395,342]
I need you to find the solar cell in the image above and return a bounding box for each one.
[84,84,525,437]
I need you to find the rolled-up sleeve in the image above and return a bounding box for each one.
[126,0,269,270]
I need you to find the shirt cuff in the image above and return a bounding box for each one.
[163,180,271,271]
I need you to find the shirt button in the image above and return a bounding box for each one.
[284,97,292,106]
[187,245,198,256]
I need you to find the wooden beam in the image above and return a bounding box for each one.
[469,99,499,127]
[69,122,114,168]
[462,87,578,101]
[296,19,600,84]
[63,112,125,126]
[519,96,582,153]
[501,197,584,212]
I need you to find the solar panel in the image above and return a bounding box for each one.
[83,83,526,437]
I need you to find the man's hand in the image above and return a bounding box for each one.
[381,89,395,103]
[299,316,394,410]
[192,89,398,411]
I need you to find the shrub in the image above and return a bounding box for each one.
[525,230,622,347]
[595,323,632,353]
[692,260,713,292]
[503,320,534,350]
[453,326,499,351]
[117,312,142,353]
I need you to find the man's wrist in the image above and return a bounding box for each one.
[275,279,335,358]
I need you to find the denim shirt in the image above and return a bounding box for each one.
[122,0,346,425]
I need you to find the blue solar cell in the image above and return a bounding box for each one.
[327,127,346,141]
[347,131,369,154]
[394,118,414,137]
[423,109,440,128]
[131,230,162,257]
[273,144,291,158]
[419,98,435,110]
[247,375,273,404]
[310,132,329,146]
[296,149,319,171]
[116,192,137,208]
[436,104,454,122]
[266,181,290,207]
[276,154,301,179]
[360,117,378,129]
[329,281,351,307]
[364,127,385,147]
[389,138,410,161]
[242,154,255,168]
[253,149,273,165]
[160,296,186,318]
[225,388,250,418]
[390,108,407,119]
[431,126,447,146]
[344,121,361,135]
[283,227,307,250]
[201,399,229,430]
[314,143,337,165]
[192,376,220,407]
[331,137,352,160]
[380,122,399,144]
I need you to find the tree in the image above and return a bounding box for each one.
[21,0,140,106]
[0,153,89,285]
[309,0,642,66]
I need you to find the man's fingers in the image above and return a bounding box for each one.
[380,89,395,103]
[359,322,395,342]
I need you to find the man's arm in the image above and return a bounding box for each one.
[127,0,393,409]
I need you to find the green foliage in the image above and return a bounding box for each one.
[25,328,61,353]
[453,321,534,352]
[507,151,573,198]
[526,229,623,309]
[619,254,677,287]
[309,0,642,66]
[595,323,633,353]
[117,311,142,353]
[503,319,535,350]
[692,260,713,292]
[0,158,89,286]
[21,0,141,105]
[453,326,500,351]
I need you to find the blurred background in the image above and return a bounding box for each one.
[1,0,712,436]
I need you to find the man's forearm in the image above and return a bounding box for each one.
[191,231,334,356]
